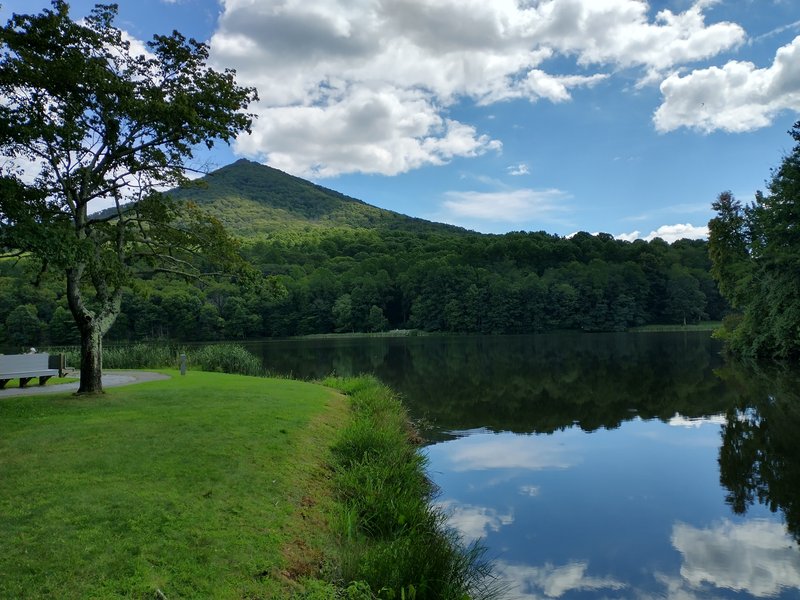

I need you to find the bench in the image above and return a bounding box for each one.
[0,353,67,389]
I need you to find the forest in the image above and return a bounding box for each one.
[1,159,724,348]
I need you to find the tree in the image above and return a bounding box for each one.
[4,304,43,347]
[332,293,354,332]
[365,304,389,333]
[708,123,800,360]
[49,305,80,345]
[0,2,257,392]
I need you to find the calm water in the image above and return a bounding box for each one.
[245,332,800,599]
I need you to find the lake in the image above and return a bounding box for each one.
[245,332,800,599]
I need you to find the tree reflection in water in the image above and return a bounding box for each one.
[248,332,800,542]
[716,363,800,543]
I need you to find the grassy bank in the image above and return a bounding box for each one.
[0,371,348,598]
[1,347,497,598]
[315,376,497,600]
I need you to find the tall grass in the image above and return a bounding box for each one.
[52,342,263,377]
[188,343,263,376]
[321,375,500,600]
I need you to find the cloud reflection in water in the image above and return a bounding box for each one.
[430,431,579,472]
[495,560,626,599]
[672,519,800,598]
[436,499,514,542]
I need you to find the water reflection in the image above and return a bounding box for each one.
[250,332,734,438]
[672,519,800,597]
[716,364,800,544]
[247,333,800,598]
[495,560,626,599]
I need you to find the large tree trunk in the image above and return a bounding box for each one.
[78,322,104,394]
[66,264,122,395]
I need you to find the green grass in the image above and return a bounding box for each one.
[319,376,499,600]
[0,370,348,599]
[629,321,722,332]
[1,376,78,389]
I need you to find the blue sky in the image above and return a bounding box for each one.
[2,0,799,241]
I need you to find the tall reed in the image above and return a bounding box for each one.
[50,342,263,377]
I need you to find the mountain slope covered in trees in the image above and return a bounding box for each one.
[169,159,469,236]
[1,160,725,347]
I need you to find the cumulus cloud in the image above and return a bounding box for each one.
[508,163,531,176]
[440,188,570,226]
[496,560,626,599]
[655,35,800,133]
[616,223,709,243]
[210,0,745,177]
[236,89,501,177]
[672,519,800,597]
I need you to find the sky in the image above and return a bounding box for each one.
[2,0,799,242]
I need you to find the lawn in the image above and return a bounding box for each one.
[0,371,348,599]
[1,376,79,389]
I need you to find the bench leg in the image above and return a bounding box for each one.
[38,376,52,386]
[19,377,33,388]
[0,379,8,389]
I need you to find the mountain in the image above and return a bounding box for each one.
[168,159,468,237]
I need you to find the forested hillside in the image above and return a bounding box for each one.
[1,161,724,347]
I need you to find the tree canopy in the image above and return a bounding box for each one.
[708,122,800,360]
[0,1,257,392]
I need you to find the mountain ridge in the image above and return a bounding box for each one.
[168,159,471,237]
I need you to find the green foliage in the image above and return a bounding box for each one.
[3,158,725,347]
[708,122,800,360]
[4,304,43,347]
[53,342,263,377]
[189,343,264,376]
[48,306,79,345]
[0,1,255,392]
[169,159,466,236]
[715,362,800,542]
[324,376,499,600]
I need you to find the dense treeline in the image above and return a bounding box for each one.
[708,122,800,360]
[1,226,723,347]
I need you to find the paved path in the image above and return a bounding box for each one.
[0,370,171,398]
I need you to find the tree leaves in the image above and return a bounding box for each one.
[708,122,800,360]
[0,1,256,391]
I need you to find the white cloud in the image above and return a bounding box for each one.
[508,163,531,176]
[616,223,709,243]
[672,519,800,597]
[235,88,501,177]
[441,188,570,223]
[497,560,626,599]
[655,35,800,133]
[210,0,745,177]
[437,432,579,472]
[437,500,514,542]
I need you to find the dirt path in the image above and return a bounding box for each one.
[0,370,171,398]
